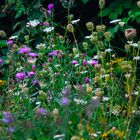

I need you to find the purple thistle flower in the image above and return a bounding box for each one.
[0,58,3,65]
[48,3,54,10]
[7,126,15,133]
[27,71,36,77]
[71,60,78,65]
[49,50,58,56]
[35,108,47,116]
[16,72,26,80]
[87,60,98,66]
[28,52,38,57]
[2,111,14,124]
[7,40,14,46]
[85,77,90,84]
[32,80,38,86]
[18,46,31,54]
[61,97,69,106]
[82,60,88,66]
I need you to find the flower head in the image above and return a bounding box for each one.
[0,58,3,65]
[28,52,38,57]
[48,3,54,10]
[16,72,26,80]
[26,20,40,27]
[35,108,48,116]
[2,111,14,123]
[18,46,31,54]
[49,50,58,56]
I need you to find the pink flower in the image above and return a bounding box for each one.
[48,3,54,10]
[16,72,26,80]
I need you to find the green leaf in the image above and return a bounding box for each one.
[0,40,7,48]
[81,0,89,4]
[109,13,118,20]
[114,7,123,15]
[98,8,111,17]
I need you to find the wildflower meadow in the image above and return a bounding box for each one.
[0,0,140,139]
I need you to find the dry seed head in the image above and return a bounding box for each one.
[86,22,94,31]
[99,0,105,9]
[66,24,74,33]
[96,24,106,32]
[104,31,111,40]
[125,28,136,40]
[137,1,140,8]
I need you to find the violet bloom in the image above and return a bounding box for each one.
[7,126,15,133]
[62,87,71,96]
[49,50,58,56]
[16,72,26,80]
[85,77,90,84]
[32,79,38,86]
[61,97,69,106]
[18,46,31,54]
[32,65,36,70]
[7,40,14,46]
[82,60,88,66]
[0,58,3,65]
[35,108,47,116]
[41,22,49,26]
[87,60,98,66]
[2,111,14,123]
[27,71,36,77]
[28,52,38,57]
[48,3,54,10]
[71,60,78,65]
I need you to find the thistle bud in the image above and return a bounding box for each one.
[137,1,140,8]
[52,108,59,116]
[99,0,105,9]
[71,136,80,140]
[66,24,74,33]
[104,31,111,40]
[125,28,136,40]
[83,42,88,50]
[0,30,6,38]
[96,24,106,32]
[86,22,94,31]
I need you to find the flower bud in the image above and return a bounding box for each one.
[71,136,80,140]
[125,28,136,40]
[99,0,105,9]
[104,31,111,40]
[86,22,94,31]
[83,42,88,50]
[137,1,140,8]
[96,24,106,32]
[52,108,59,116]
[0,30,6,38]
[66,24,74,33]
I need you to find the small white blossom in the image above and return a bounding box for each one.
[85,35,92,39]
[132,91,139,95]
[110,19,121,24]
[118,21,125,27]
[133,56,140,60]
[53,134,65,139]
[102,96,110,102]
[74,98,87,105]
[105,48,112,52]
[9,35,18,40]
[43,27,54,33]
[26,20,40,27]
[71,19,80,24]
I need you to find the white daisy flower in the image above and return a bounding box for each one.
[26,20,40,27]
[43,27,54,33]
[102,96,110,102]
[110,19,121,24]
[71,19,80,24]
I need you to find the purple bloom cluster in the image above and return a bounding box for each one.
[47,3,54,15]
[35,108,47,116]
[0,58,3,65]
[49,50,58,56]
[16,72,26,80]
[7,40,14,46]
[2,111,14,123]
[18,46,31,54]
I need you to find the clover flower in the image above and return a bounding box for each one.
[18,46,31,54]
[87,59,98,66]
[61,97,70,106]
[35,108,48,116]
[27,71,36,77]
[26,20,40,27]
[43,27,54,33]
[7,40,14,46]
[27,52,38,57]
[49,50,58,56]
[48,3,54,10]
[16,72,26,80]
